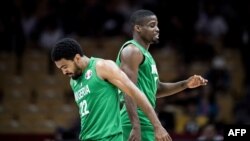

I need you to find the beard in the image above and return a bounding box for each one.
[71,64,83,80]
[71,73,82,80]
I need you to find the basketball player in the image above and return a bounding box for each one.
[116,9,208,141]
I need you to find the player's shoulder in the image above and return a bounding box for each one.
[120,44,143,63]
[95,59,119,78]
[96,59,116,69]
[122,44,141,55]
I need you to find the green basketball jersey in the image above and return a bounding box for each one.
[70,57,122,141]
[116,40,159,127]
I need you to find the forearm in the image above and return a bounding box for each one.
[124,94,140,128]
[157,80,188,98]
[130,88,162,129]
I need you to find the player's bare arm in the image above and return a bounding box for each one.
[120,44,143,140]
[96,59,171,141]
[156,75,208,98]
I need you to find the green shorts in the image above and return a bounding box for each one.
[122,125,154,141]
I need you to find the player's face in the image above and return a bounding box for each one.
[55,58,82,79]
[139,15,159,43]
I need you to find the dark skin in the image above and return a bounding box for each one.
[120,15,208,141]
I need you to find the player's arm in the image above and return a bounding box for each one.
[156,75,208,98]
[96,59,171,141]
[119,45,143,139]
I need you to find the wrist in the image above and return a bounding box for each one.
[183,80,188,89]
[152,122,163,129]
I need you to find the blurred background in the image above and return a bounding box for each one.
[0,0,249,141]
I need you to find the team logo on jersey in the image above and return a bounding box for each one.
[85,70,92,80]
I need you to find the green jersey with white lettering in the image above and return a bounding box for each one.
[70,57,122,141]
[116,40,159,127]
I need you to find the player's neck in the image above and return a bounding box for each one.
[80,56,90,71]
[133,36,150,50]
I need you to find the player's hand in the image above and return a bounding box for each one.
[154,126,172,141]
[129,127,141,141]
[186,75,208,88]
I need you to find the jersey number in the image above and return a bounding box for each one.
[80,100,89,117]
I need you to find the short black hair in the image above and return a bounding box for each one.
[129,9,155,27]
[51,38,83,61]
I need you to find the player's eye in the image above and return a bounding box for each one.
[62,66,67,70]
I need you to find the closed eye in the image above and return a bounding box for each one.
[60,65,67,70]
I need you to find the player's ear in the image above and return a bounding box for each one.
[135,25,141,32]
[74,54,81,64]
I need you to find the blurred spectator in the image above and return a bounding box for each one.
[75,0,105,37]
[184,102,208,135]
[190,30,215,62]
[34,14,64,74]
[20,0,38,41]
[175,100,208,135]
[197,124,223,141]
[235,87,250,124]
[215,90,235,125]
[195,1,228,45]
[206,56,231,92]
[197,85,218,121]
[38,14,64,51]
[101,0,126,36]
